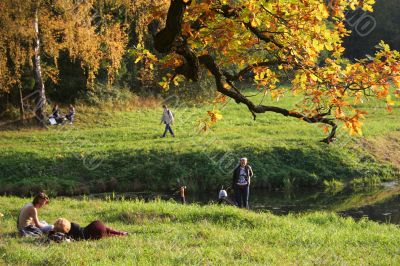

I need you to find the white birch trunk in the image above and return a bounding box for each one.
[33,6,46,124]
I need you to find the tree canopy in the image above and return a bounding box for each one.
[0,0,131,90]
[136,0,400,143]
[1,0,399,142]
[0,0,133,122]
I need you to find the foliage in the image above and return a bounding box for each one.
[350,176,381,188]
[323,179,345,190]
[76,84,134,106]
[0,106,21,121]
[2,0,400,131]
[282,177,296,191]
[0,0,129,93]
[2,197,400,265]
[134,0,400,142]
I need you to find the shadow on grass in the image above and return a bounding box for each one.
[1,232,18,238]
[107,208,262,229]
[0,146,396,196]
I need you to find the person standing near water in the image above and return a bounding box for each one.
[232,158,253,209]
[160,105,175,138]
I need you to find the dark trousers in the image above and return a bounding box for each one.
[50,115,64,124]
[234,185,249,209]
[66,114,74,123]
[162,123,175,137]
[83,220,125,240]
[218,197,235,206]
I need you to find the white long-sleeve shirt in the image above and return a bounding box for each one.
[161,109,174,124]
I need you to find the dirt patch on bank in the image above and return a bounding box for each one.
[358,132,400,170]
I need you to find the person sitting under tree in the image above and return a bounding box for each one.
[49,104,64,125]
[65,104,75,124]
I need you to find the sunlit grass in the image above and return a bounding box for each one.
[0,93,398,195]
[1,196,400,265]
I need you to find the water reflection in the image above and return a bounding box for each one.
[84,181,400,225]
[340,195,400,224]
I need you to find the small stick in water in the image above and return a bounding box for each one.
[180,186,187,204]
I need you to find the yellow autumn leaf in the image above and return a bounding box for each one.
[310,73,318,81]
[134,56,142,64]
[395,89,400,98]
[386,95,395,106]
[207,109,223,123]
[325,42,334,51]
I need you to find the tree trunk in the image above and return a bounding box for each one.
[19,85,24,125]
[33,6,46,125]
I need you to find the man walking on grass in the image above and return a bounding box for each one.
[161,104,175,138]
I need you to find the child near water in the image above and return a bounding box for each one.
[218,186,228,204]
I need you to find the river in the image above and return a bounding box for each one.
[85,181,400,225]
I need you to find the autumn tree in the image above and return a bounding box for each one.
[0,0,129,124]
[138,0,400,143]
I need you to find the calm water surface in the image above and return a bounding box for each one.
[86,181,400,225]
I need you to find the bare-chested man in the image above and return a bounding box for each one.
[17,192,54,236]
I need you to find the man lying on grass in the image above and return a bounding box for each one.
[17,192,54,237]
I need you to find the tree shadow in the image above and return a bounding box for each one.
[0,146,395,196]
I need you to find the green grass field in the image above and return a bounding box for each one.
[1,197,400,265]
[0,92,399,195]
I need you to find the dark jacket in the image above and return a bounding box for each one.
[67,221,107,240]
[68,106,75,116]
[67,222,86,240]
[232,165,253,188]
[52,108,60,118]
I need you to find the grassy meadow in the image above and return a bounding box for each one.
[1,92,400,265]
[0,92,399,195]
[1,196,400,265]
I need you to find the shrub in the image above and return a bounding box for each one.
[350,176,382,188]
[77,84,134,106]
[323,179,344,192]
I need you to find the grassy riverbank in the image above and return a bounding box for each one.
[0,93,399,195]
[1,197,400,265]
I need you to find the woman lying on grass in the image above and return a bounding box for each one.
[53,218,128,240]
